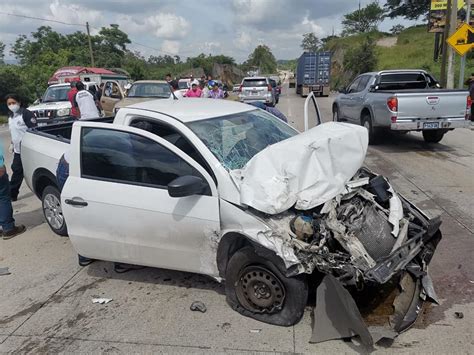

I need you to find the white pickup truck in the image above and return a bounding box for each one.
[27,82,99,124]
[333,70,471,144]
[21,98,441,332]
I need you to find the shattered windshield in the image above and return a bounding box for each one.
[187,109,298,170]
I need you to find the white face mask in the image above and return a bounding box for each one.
[8,104,20,113]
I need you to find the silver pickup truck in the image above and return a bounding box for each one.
[333,70,471,144]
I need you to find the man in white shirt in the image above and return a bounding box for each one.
[74,82,100,120]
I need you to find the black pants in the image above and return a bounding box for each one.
[10,153,23,199]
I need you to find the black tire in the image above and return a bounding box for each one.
[42,185,68,236]
[361,113,380,145]
[225,246,308,326]
[333,105,341,122]
[422,130,445,143]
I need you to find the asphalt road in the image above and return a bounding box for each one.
[0,85,473,353]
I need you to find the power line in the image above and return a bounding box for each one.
[0,11,85,27]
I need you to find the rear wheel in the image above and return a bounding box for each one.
[422,130,445,143]
[333,106,341,122]
[225,246,307,326]
[361,113,380,145]
[42,185,68,236]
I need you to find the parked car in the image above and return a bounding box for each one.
[333,70,471,144]
[22,99,441,330]
[28,82,99,124]
[100,80,127,116]
[113,80,172,114]
[238,76,277,106]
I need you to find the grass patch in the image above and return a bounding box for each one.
[0,115,8,124]
[326,25,474,87]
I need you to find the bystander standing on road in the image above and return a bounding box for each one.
[185,80,202,98]
[67,82,79,119]
[208,81,225,99]
[74,82,100,120]
[0,138,26,239]
[6,94,37,201]
[464,73,474,121]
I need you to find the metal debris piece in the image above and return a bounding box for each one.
[454,312,464,319]
[310,275,374,349]
[92,298,112,304]
[421,273,439,304]
[0,267,11,276]
[249,329,262,333]
[190,301,207,313]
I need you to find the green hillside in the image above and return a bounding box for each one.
[325,25,474,88]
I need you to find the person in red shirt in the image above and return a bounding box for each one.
[67,81,79,118]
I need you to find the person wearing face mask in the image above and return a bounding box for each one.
[5,94,37,201]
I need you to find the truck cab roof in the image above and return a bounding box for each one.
[125,98,254,123]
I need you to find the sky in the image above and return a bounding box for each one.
[0,0,423,63]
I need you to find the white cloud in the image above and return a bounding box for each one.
[161,40,180,55]
[116,12,189,40]
[145,13,189,39]
[49,0,103,26]
[234,31,252,50]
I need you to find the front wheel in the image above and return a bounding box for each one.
[422,130,445,143]
[225,246,308,326]
[42,185,68,236]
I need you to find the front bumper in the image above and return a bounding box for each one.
[391,118,470,131]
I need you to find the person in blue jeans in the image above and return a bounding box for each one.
[0,143,26,239]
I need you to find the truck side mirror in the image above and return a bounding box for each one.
[168,175,207,197]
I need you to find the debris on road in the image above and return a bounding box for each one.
[249,329,262,333]
[190,301,207,313]
[454,312,464,319]
[0,267,11,276]
[92,298,113,304]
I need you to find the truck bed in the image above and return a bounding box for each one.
[31,117,114,143]
[22,117,114,196]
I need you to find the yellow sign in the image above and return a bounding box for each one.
[447,23,474,56]
[430,0,465,11]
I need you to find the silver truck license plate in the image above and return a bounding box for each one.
[423,122,439,129]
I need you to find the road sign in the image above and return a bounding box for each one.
[447,23,474,55]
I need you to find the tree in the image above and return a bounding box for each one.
[343,37,377,77]
[245,45,277,74]
[94,24,131,67]
[390,24,405,35]
[342,2,385,36]
[0,41,5,64]
[301,33,321,52]
[385,0,430,20]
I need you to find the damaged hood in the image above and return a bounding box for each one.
[232,122,369,214]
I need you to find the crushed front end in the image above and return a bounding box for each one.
[263,168,441,344]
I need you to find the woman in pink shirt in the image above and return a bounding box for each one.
[185,80,202,98]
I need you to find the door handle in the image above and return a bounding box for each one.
[65,198,88,207]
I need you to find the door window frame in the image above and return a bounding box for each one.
[79,126,212,195]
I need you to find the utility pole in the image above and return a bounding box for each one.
[459,0,472,88]
[440,0,452,87]
[446,0,458,88]
[86,22,95,67]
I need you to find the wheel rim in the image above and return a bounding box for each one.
[333,110,338,121]
[43,193,64,230]
[363,120,371,131]
[236,265,286,314]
